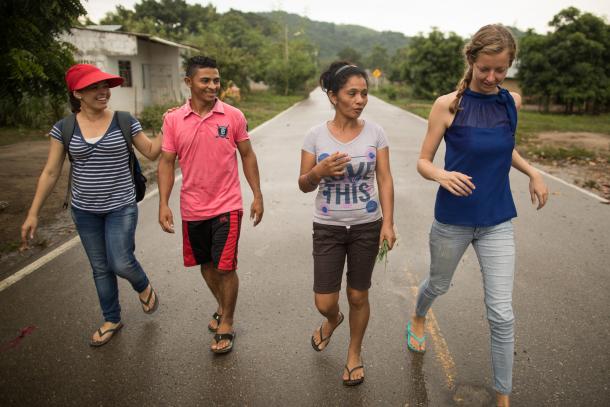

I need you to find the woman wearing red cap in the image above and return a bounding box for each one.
[21,64,163,346]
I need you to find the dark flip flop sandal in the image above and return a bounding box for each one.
[211,332,236,354]
[343,364,365,386]
[140,285,159,314]
[89,322,124,347]
[311,311,344,352]
[208,312,222,333]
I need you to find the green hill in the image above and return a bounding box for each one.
[258,11,411,63]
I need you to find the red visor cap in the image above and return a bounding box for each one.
[65,64,124,91]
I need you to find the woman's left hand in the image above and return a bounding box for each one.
[379,222,396,250]
[529,173,549,210]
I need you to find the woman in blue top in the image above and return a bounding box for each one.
[405,25,548,406]
[21,64,163,347]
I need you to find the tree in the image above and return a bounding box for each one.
[518,7,610,113]
[265,40,317,95]
[401,29,464,99]
[365,45,390,72]
[0,0,86,125]
[337,47,363,66]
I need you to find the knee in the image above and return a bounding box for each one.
[347,288,368,310]
[487,305,514,341]
[108,254,139,277]
[421,278,451,298]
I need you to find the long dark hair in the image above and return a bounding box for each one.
[319,61,368,98]
[68,92,80,113]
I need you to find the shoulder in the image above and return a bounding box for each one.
[306,122,327,137]
[221,101,246,120]
[509,91,522,109]
[165,102,191,122]
[363,120,385,136]
[435,91,458,109]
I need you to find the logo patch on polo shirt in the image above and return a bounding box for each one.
[217,125,229,138]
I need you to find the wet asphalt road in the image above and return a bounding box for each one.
[0,90,609,406]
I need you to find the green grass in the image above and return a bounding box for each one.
[517,111,610,141]
[237,91,305,130]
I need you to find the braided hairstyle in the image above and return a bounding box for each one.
[319,61,368,104]
[450,24,517,113]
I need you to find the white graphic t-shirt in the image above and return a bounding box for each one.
[302,120,389,226]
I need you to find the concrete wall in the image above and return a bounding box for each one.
[61,29,190,116]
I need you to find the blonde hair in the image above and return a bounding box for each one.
[450,24,517,113]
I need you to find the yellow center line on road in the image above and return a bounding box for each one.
[405,270,457,390]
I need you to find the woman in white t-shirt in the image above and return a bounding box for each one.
[298,61,396,386]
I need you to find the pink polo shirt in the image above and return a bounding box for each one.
[162,99,250,221]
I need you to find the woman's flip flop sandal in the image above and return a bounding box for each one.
[140,286,159,314]
[89,322,124,347]
[211,332,236,354]
[343,364,365,386]
[311,311,344,352]
[208,312,222,333]
[406,321,426,354]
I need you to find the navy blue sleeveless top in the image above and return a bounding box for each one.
[434,87,518,227]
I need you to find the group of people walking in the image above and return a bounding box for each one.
[21,24,548,406]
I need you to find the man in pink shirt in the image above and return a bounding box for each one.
[158,56,264,354]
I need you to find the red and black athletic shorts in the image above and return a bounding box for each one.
[182,210,243,271]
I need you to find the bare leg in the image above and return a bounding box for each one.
[496,393,509,407]
[201,263,222,330]
[210,268,239,351]
[342,287,369,381]
[311,291,342,350]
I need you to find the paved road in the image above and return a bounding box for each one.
[0,90,608,406]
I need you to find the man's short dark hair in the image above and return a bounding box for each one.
[186,56,218,77]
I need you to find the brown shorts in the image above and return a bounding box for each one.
[312,219,382,293]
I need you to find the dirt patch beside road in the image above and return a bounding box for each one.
[535,131,610,151]
[0,136,159,278]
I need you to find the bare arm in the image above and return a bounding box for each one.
[21,138,66,247]
[375,147,396,249]
[132,130,163,161]
[157,151,177,233]
[298,150,350,193]
[417,95,476,196]
[511,149,549,209]
[237,140,264,226]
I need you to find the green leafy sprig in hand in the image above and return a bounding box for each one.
[377,239,389,272]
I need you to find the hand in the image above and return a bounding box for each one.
[437,170,475,196]
[162,106,180,120]
[379,222,396,250]
[250,196,264,226]
[159,205,175,233]
[314,152,350,178]
[20,215,38,251]
[529,173,549,210]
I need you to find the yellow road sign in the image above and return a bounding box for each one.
[372,69,382,78]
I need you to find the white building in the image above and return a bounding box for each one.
[60,26,197,115]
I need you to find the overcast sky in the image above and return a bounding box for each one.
[83,0,609,37]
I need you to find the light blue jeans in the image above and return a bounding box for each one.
[415,220,515,394]
[72,203,150,323]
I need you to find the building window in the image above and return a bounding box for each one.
[118,60,132,87]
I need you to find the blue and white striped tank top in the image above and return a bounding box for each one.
[50,113,142,213]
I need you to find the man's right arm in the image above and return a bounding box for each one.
[158,151,177,233]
